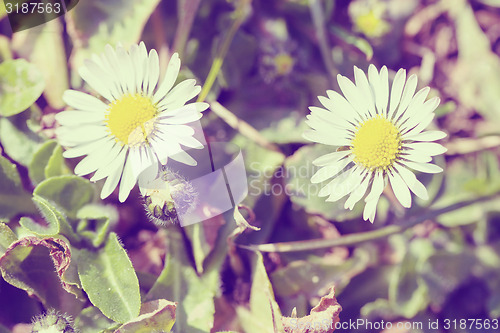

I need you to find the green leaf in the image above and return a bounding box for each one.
[389,238,435,318]
[448,0,500,122]
[78,232,141,323]
[25,195,80,243]
[0,59,45,117]
[237,252,284,333]
[433,152,500,226]
[330,25,374,60]
[45,145,71,178]
[24,198,60,236]
[0,223,17,256]
[74,306,116,333]
[34,175,95,219]
[420,250,475,308]
[114,299,177,333]
[0,155,37,220]
[270,247,370,299]
[12,20,69,108]
[0,236,73,308]
[29,140,71,185]
[75,204,118,248]
[0,112,43,166]
[29,140,58,184]
[146,228,218,332]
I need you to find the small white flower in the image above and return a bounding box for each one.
[56,42,208,202]
[304,65,447,223]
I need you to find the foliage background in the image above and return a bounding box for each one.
[1,0,500,332]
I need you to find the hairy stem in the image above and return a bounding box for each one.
[240,194,498,252]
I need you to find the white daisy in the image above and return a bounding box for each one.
[304,65,447,223]
[56,42,208,202]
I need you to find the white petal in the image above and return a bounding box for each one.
[116,46,135,95]
[326,167,362,202]
[118,153,137,202]
[394,163,429,200]
[404,130,447,142]
[354,66,376,117]
[100,149,127,199]
[147,49,160,96]
[388,170,411,208]
[153,53,181,104]
[63,90,108,112]
[397,87,430,127]
[392,74,417,122]
[345,172,370,210]
[378,66,389,116]
[338,74,370,118]
[62,137,113,158]
[157,79,199,110]
[311,156,353,183]
[313,150,351,166]
[91,147,126,182]
[74,140,116,176]
[56,110,105,126]
[365,170,384,202]
[79,60,114,101]
[325,90,363,123]
[56,125,108,146]
[400,97,440,133]
[401,152,432,163]
[400,160,443,174]
[308,106,353,130]
[405,142,447,156]
[302,130,350,146]
[388,68,406,119]
[402,113,436,137]
[363,197,378,223]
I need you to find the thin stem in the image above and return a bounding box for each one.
[239,194,499,252]
[209,101,283,153]
[445,136,500,155]
[308,0,337,85]
[197,0,250,103]
[172,0,202,57]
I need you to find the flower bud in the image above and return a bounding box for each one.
[31,309,77,333]
[141,167,198,227]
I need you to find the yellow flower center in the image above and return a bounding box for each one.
[274,53,295,76]
[105,94,158,146]
[351,116,401,170]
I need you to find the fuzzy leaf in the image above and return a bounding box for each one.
[78,232,141,323]
[29,140,59,185]
[281,287,342,333]
[74,306,116,333]
[33,175,95,219]
[114,299,177,333]
[237,252,284,333]
[146,229,218,332]
[0,113,43,166]
[0,237,73,307]
[0,155,36,220]
[0,223,17,256]
[0,59,45,117]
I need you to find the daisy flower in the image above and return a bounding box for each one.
[56,42,207,202]
[304,65,446,222]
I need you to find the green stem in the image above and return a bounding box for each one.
[197,1,250,102]
[308,0,337,85]
[240,194,499,252]
[172,0,202,57]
